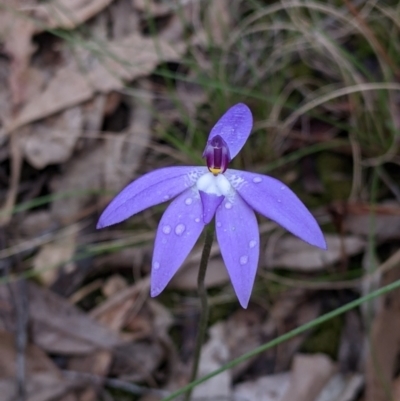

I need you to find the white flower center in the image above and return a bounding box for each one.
[196,172,232,197]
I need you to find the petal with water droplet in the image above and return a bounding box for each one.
[226,169,326,250]
[97,166,206,228]
[205,103,253,160]
[151,189,205,297]
[215,192,259,308]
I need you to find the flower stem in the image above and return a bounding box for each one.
[184,224,214,401]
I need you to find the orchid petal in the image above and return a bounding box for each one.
[215,193,259,308]
[97,166,206,228]
[226,170,326,249]
[206,103,253,159]
[151,189,205,297]
[199,191,224,224]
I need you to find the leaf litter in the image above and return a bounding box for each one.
[1,1,400,400]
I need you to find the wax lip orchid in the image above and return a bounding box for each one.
[97,103,326,308]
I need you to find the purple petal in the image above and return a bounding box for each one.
[226,169,326,249]
[215,193,259,308]
[206,103,253,159]
[199,191,224,224]
[97,166,206,228]
[151,189,205,297]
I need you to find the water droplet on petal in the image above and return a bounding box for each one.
[162,225,171,234]
[252,176,262,183]
[249,240,256,248]
[185,198,193,205]
[195,217,200,223]
[152,286,161,295]
[277,199,282,203]
[153,261,160,270]
[239,255,248,265]
[225,202,232,210]
[175,223,186,235]
[163,195,170,201]
[216,222,222,227]
[231,226,235,231]
[280,186,285,190]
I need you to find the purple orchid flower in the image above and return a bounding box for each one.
[97,103,326,308]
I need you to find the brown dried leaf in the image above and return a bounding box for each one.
[21,106,83,169]
[18,210,54,238]
[9,66,93,133]
[233,373,291,401]
[0,1,36,108]
[365,265,400,401]
[338,374,364,401]
[344,203,400,241]
[68,349,112,401]
[281,354,336,401]
[0,282,123,354]
[223,308,266,378]
[90,278,150,333]
[81,95,107,133]
[32,227,77,286]
[317,373,364,401]
[111,340,164,381]
[104,87,153,192]
[38,0,116,30]
[392,376,400,400]
[108,0,139,38]
[266,234,365,271]
[7,33,185,134]
[50,85,153,221]
[102,275,128,298]
[200,289,321,380]
[50,145,103,222]
[85,281,168,385]
[87,34,186,92]
[0,330,78,401]
[30,283,123,354]
[270,300,322,373]
[191,323,231,400]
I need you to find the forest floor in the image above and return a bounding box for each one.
[1,1,400,400]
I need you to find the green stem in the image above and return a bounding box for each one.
[184,224,214,401]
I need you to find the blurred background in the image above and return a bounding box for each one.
[1,0,400,400]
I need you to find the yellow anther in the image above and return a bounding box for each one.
[209,167,222,175]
